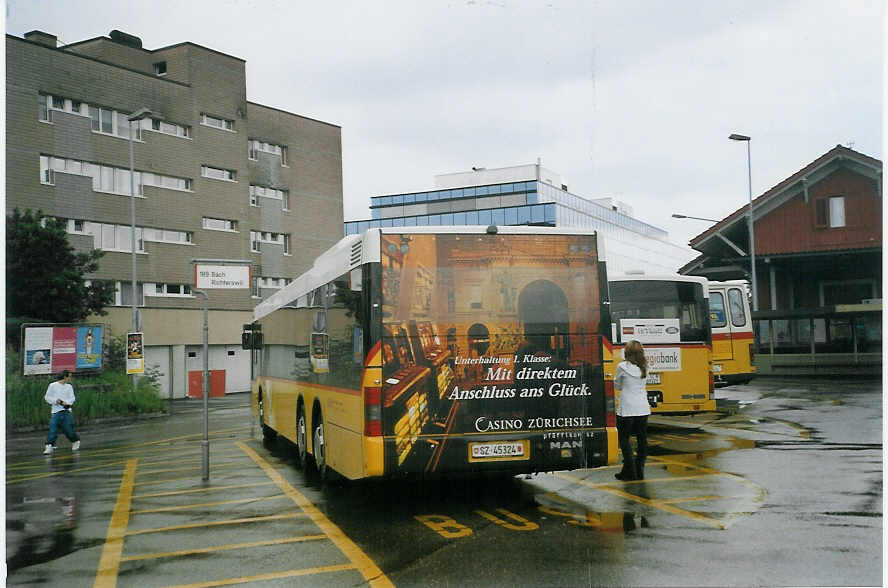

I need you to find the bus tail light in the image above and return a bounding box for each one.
[748,343,755,364]
[709,372,715,400]
[364,386,382,436]
[604,380,616,428]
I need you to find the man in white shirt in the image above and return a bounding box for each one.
[43,370,81,455]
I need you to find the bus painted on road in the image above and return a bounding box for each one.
[605,274,715,413]
[708,280,755,385]
[248,227,617,480]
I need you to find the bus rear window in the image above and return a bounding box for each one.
[609,280,709,342]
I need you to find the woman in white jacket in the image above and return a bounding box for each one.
[614,340,650,480]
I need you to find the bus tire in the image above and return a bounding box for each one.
[296,405,308,470]
[258,393,276,444]
[313,412,328,482]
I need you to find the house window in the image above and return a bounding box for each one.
[148,283,193,297]
[202,217,238,231]
[250,231,261,252]
[39,94,49,121]
[200,113,234,131]
[149,118,190,138]
[248,139,287,165]
[815,196,846,229]
[249,184,289,210]
[202,165,236,181]
[153,61,167,76]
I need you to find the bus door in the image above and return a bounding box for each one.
[709,286,734,368]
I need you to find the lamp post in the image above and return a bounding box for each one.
[127,108,153,330]
[128,107,153,388]
[671,213,719,223]
[729,133,757,311]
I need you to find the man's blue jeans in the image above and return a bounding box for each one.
[46,410,80,445]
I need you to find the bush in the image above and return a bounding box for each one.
[5,346,166,429]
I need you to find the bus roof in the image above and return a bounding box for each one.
[608,273,710,296]
[254,226,602,321]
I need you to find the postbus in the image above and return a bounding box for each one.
[708,280,755,385]
[605,274,715,413]
[248,226,617,480]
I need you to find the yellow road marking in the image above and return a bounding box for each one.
[94,459,137,588]
[601,473,716,486]
[656,495,724,504]
[120,535,326,561]
[130,494,286,514]
[135,461,243,476]
[126,513,307,536]
[553,472,726,530]
[164,563,358,588]
[238,441,395,588]
[132,481,275,499]
[8,459,131,484]
[136,453,250,467]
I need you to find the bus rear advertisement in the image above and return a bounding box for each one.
[249,227,617,480]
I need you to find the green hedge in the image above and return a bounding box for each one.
[6,348,166,429]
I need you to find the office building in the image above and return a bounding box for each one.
[345,163,693,275]
[7,29,344,396]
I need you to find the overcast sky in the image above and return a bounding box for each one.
[6,0,883,246]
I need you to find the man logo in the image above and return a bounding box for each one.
[666,326,680,334]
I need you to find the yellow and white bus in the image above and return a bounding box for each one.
[248,227,617,480]
[605,274,715,413]
[708,280,755,385]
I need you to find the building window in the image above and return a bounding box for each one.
[153,61,167,76]
[39,94,49,121]
[248,139,287,165]
[149,118,190,138]
[257,277,293,290]
[89,105,114,134]
[250,230,289,253]
[200,113,234,131]
[249,184,289,210]
[202,217,238,232]
[815,196,846,229]
[147,283,193,297]
[40,155,191,195]
[202,165,236,181]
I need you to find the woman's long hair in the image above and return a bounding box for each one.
[624,339,648,378]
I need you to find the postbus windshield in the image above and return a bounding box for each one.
[609,280,710,343]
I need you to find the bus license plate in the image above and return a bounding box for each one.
[646,373,661,385]
[469,441,528,461]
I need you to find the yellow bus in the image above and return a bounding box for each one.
[708,280,756,385]
[605,274,715,413]
[248,227,617,480]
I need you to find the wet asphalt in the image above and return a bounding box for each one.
[4,376,883,587]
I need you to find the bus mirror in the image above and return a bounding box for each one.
[241,332,252,349]
[252,332,263,348]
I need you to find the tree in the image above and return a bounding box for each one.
[6,209,115,323]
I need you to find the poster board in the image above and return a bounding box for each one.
[22,323,104,376]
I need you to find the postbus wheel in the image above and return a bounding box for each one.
[296,406,308,470]
[313,412,328,481]
[258,392,276,443]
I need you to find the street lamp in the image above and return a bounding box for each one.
[729,133,757,311]
[127,107,153,333]
[672,213,719,223]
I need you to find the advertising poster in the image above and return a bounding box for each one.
[378,232,604,472]
[126,332,145,375]
[76,325,103,369]
[23,327,53,375]
[23,324,105,376]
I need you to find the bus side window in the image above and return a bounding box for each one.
[728,288,747,327]
[710,292,727,327]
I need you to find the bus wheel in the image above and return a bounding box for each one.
[295,407,308,470]
[258,394,276,443]
[313,415,328,481]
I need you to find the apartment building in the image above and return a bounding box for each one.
[7,30,344,397]
[345,163,694,275]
